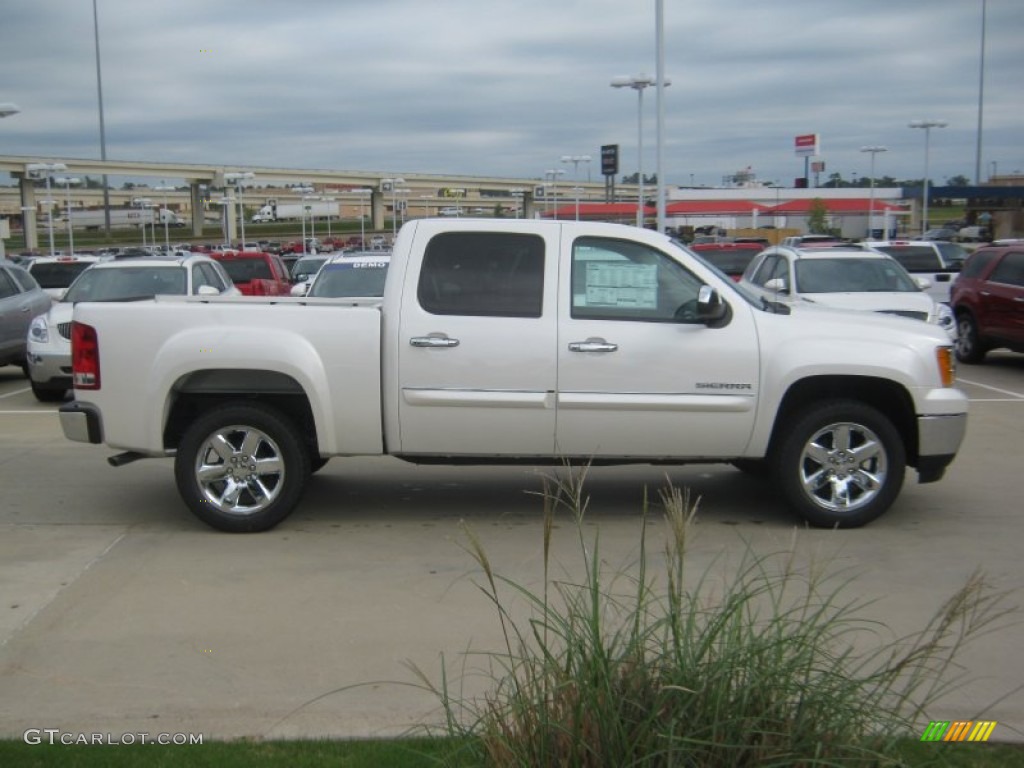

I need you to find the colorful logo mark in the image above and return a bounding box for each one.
[920,720,997,742]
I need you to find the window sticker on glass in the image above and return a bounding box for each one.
[583,263,658,308]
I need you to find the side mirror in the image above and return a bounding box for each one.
[914,276,932,290]
[764,278,789,293]
[196,285,220,296]
[290,282,309,297]
[697,285,731,328]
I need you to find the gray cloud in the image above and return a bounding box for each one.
[1,0,1020,186]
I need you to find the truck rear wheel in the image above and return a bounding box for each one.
[174,403,310,532]
[774,400,905,528]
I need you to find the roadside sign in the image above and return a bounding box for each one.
[794,134,819,157]
[601,144,619,176]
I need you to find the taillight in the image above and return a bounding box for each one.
[71,321,101,390]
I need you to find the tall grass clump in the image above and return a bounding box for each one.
[413,467,1015,767]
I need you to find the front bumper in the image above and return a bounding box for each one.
[915,412,968,483]
[27,343,71,388]
[59,401,103,444]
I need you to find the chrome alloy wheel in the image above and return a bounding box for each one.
[194,424,285,516]
[797,421,887,513]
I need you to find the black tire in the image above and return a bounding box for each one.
[954,312,987,364]
[773,400,905,529]
[174,403,310,532]
[31,381,67,403]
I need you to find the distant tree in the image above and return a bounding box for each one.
[121,181,136,190]
[807,198,829,234]
[946,175,970,187]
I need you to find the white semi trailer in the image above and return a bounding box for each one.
[251,200,339,223]
[60,208,186,230]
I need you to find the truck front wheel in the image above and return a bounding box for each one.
[774,400,905,528]
[174,403,310,532]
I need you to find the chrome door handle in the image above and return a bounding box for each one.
[568,340,618,353]
[410,336,460,348]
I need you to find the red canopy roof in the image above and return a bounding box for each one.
[665,200,767,215]
[764,198,904,214]
[542,203,654,219]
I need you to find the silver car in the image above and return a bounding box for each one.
[26,254,237,401]
[0,261,51,375]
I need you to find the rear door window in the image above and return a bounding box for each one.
[417,232,545,317]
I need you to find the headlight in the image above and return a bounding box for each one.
[28,315,49,344]
[935,303,955,330]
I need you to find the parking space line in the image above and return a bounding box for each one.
[958,378,1024,399]
[0,387,31,399]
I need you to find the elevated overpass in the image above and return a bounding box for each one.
[0,155,616,250]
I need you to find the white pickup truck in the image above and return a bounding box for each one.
[59,219,968,532]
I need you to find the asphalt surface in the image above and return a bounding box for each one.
[0,355,1022,744]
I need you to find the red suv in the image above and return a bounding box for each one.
[950,244,1024,363]
[210,251,292,296]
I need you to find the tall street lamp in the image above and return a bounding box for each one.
[55,177,80,256]
[292,186,314,254]
[908,120,947,235]
[224,172,255,249]
[154,181,175,250]
[859,146,887,239]
[26,163,68,256]
[320,197,336,240]
[352,188,372,246]
[561,155,591,221]
[611,74,670,227]
[510,188,525,219]
[544,169,565,218]
[381,178,405,239]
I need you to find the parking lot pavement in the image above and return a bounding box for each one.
[0,359,1022,742]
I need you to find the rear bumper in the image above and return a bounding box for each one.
[59,401,103,444]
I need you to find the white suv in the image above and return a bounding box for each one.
[739,245,956,340]
[863,240,968,303]
[26,254,238,402]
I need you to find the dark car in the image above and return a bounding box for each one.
[950,244,1024,363]
[689,242,763,281]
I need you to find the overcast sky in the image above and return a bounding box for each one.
[1,0,1020,188]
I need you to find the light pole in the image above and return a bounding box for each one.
[293,186,313,254]
[26,163,68,257]
[859,146,887,239]
[55,177,80,256]
[133,197,153,248]
[510,188,525,219]
[381,178,405,239]
[908,120,947,235]
[611,74,661,227]
[224,172,255,249]
[154,181,175,250]
[544,169,565,218]
[561,155,590,221]
[319,197,336,240]
[352,188,371,246]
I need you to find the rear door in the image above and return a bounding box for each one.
[395,228,559,456]
[554,234,760,458]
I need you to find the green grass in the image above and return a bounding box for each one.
[1,737,1020,767]
[0,737,476,767]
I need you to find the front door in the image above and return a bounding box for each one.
[555,234,760,459]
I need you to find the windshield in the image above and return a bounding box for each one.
[63,266,186,302]
[309,261,389,298]
[291,256,328,280]
[795,258,918,294]
[29,261,94,289]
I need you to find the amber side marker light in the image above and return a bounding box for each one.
[936,346,956,388]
